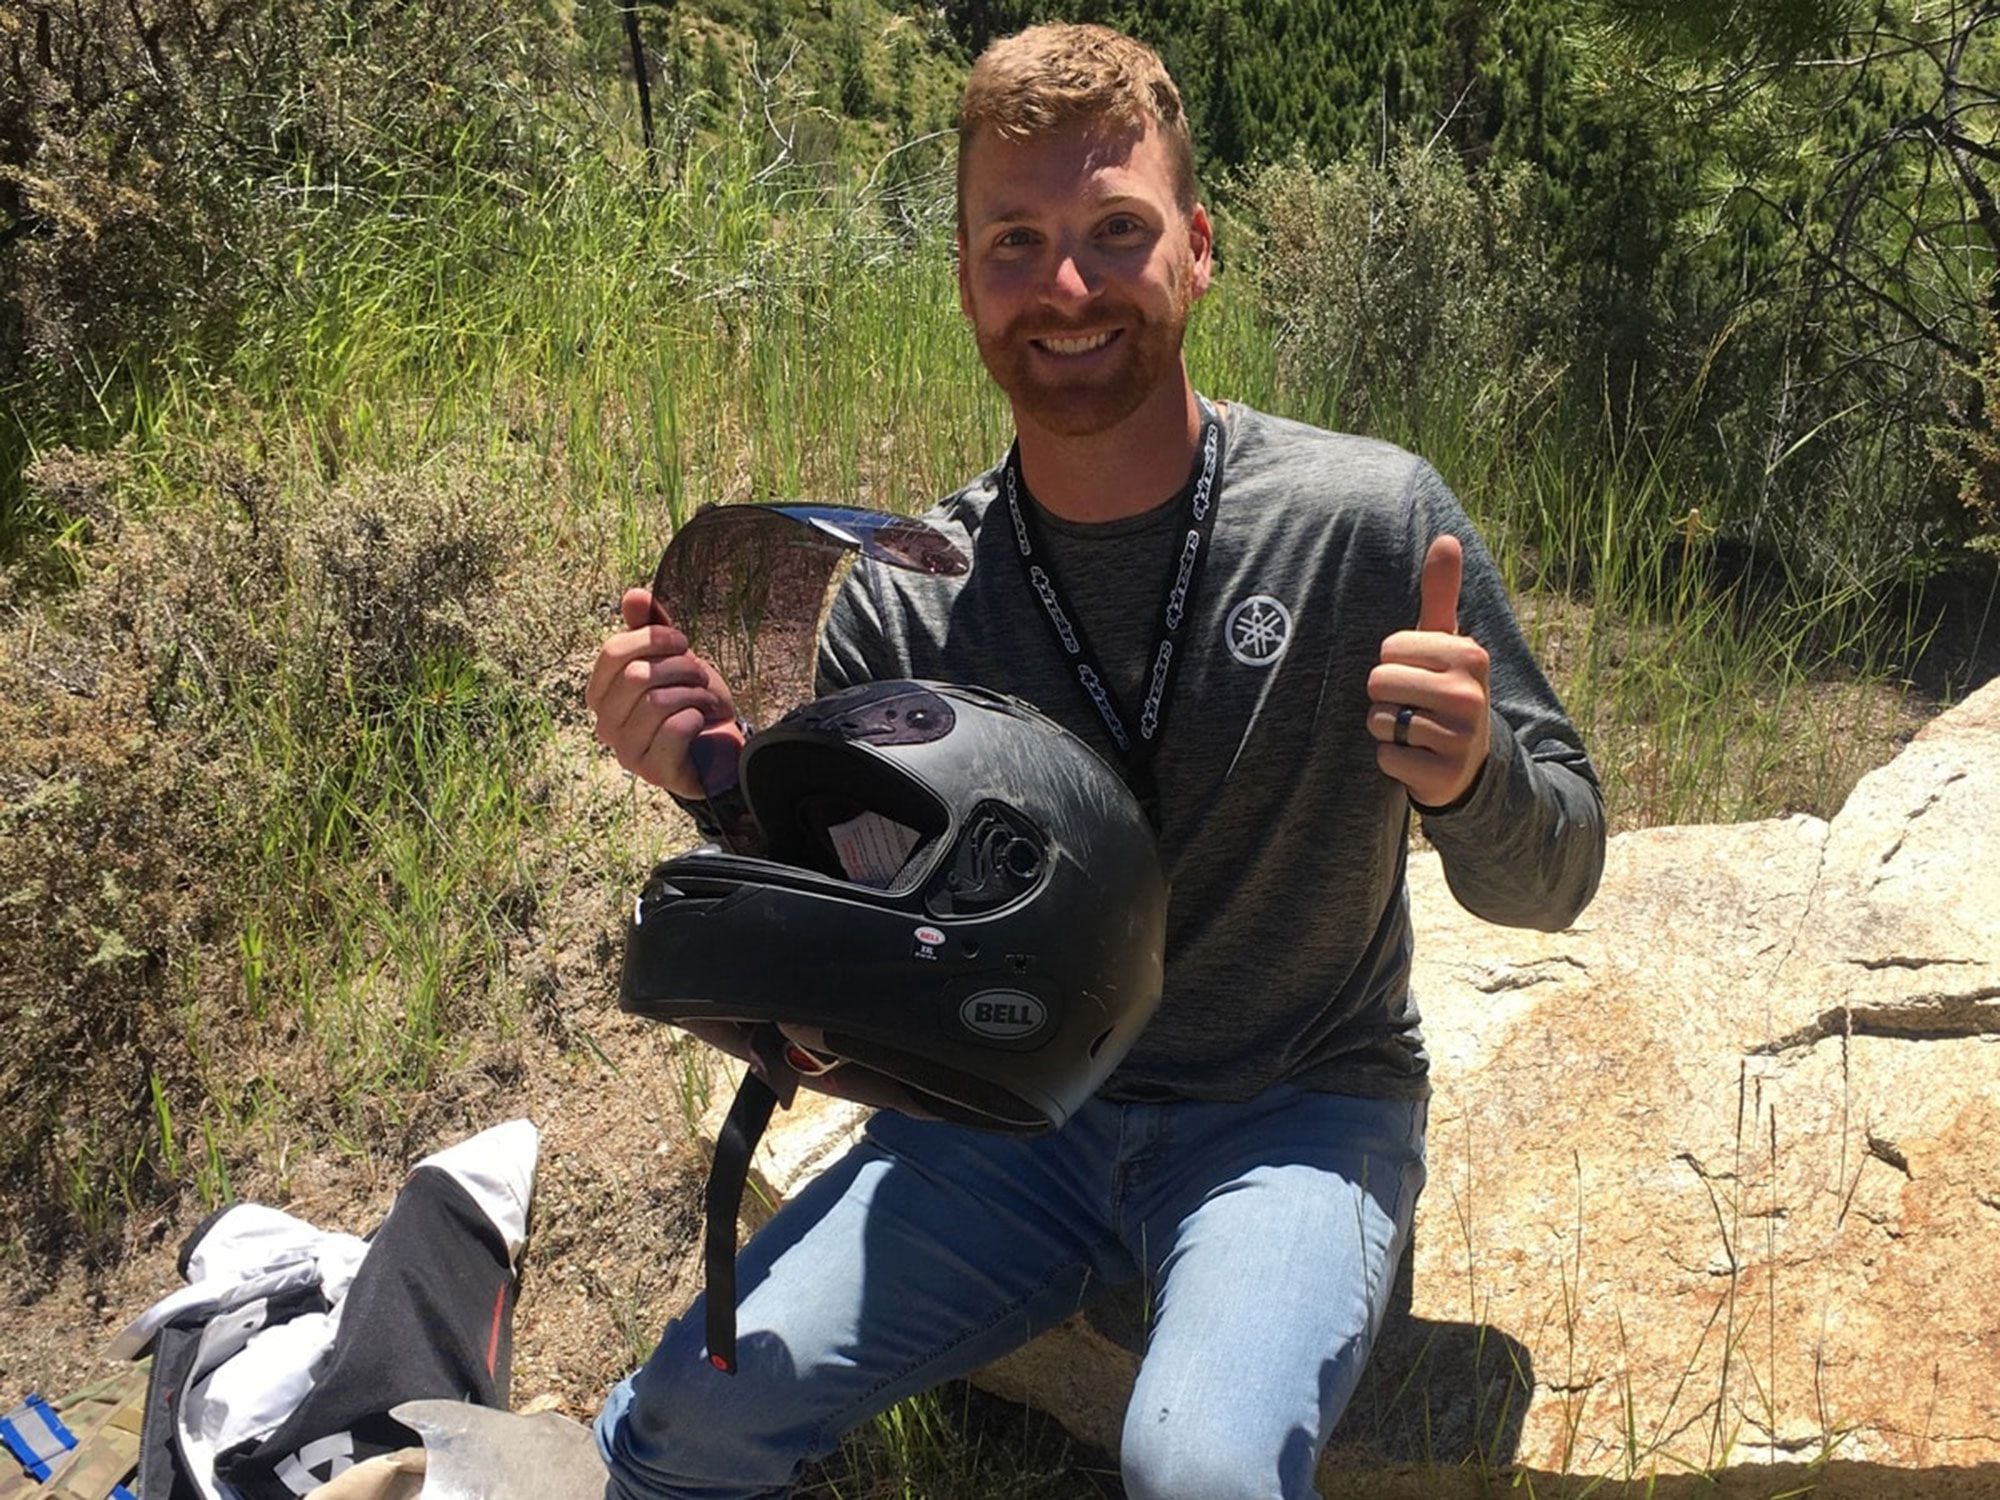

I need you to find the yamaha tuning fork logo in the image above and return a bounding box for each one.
[1226,594,1292,666]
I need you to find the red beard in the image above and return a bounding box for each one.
[972,275,1194,439]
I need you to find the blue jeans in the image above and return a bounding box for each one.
[596,1085,1427,1500]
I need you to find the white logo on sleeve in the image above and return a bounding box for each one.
[276,1432,355,1494]
[1225,594,1292,666]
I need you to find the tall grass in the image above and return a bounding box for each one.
[218,143,1004,556]
[1362,384,1928,829]
[120,134,1931,838]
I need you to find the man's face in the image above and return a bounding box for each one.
[956,118,1213,439]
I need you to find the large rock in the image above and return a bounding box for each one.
[715,677,2000,1492]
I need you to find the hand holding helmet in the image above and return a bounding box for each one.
[585,587,745,799]
[623,678,1169,1131]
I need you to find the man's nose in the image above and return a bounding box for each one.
[1042,245,1094,303]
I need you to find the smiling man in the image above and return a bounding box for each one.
[588,23,1605,1500]
[957,93,1202,458]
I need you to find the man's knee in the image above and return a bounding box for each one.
[596,1329,816,1500]
[1119,1409,1313,1500]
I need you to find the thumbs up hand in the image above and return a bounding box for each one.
[1367,535,1493,808]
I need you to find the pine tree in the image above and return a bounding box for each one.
[836,8,874,118]
[1201,4,1247,172]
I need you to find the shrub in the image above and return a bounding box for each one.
[0,443,579,1260]
[0,0,566,410]
[1948,311,2000,558]
[1238,139,1575,444]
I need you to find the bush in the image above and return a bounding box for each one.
[0,1,567,412]
[0,442,581,1261]
[1237,133,1995,601]
[1238,139,1575,444]
[1946,312,2000,558]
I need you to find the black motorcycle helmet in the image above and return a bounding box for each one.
[616,502,1170,1373]
[621,676,1169,1132]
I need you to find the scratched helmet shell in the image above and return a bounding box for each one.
[619,677,1168,1131]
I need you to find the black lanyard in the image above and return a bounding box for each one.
[1000,401,1226,824]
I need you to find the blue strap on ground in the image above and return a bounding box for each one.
[112,1486,138,1499]
[0,1393,79,1481]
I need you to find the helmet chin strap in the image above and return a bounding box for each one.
[702,1024,800,1375]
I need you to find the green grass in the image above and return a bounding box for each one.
[804,1381,1118,1499]
[56,135,1935,845]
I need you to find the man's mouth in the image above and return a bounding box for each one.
[1031,329,1121,357]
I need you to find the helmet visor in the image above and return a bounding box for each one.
[648,503,967,812]
[766,504,968,575]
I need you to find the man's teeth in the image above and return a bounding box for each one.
[1038,331,1114,356]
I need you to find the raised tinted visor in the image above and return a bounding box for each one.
[647,502,968,815]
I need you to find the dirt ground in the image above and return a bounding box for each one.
[0,728,721,1421]
[0,1009,712,1419]
[1322,1463,2000,1498]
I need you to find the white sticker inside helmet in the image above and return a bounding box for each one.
[828,810,922,888]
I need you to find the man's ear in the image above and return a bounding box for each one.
[1187,203,1215,302]
[955,228,973,321]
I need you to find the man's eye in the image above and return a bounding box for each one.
[1103,215,1143,237]
[996,228,1035,249]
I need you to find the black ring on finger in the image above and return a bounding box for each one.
[1393,704,1416,748]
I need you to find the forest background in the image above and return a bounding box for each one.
[3,1,1998,1492]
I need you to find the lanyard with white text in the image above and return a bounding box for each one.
[1001,402,1226,825]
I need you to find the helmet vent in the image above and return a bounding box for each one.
[926,802,1050,918]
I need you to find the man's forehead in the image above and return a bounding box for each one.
[960,119,1170,221]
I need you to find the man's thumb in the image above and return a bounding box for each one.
[622,586,663,631]
[1418,534,1462,634]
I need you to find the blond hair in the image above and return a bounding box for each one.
[957,24,1197,219]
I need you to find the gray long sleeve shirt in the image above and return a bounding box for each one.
[816,402,1605,1102]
